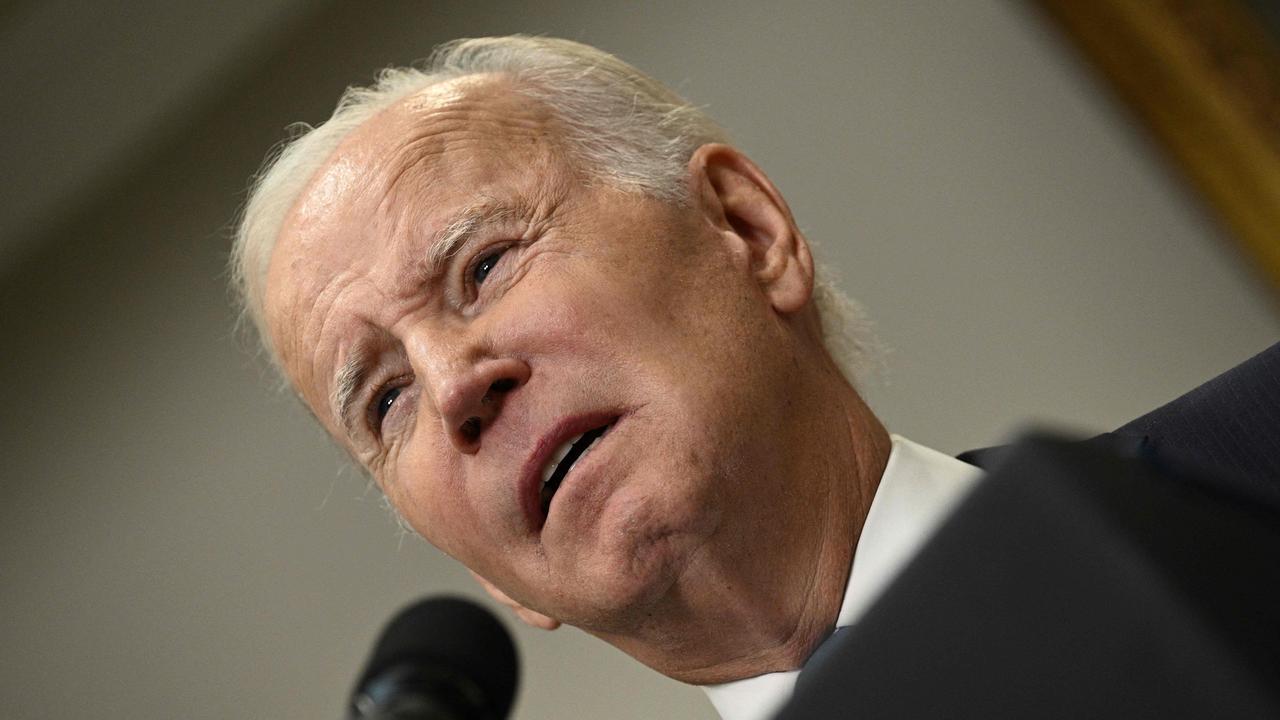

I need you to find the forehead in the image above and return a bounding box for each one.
[284,74,566,255]
[264,75,570,375]
[300,75,563,213]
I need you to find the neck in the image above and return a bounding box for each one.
[594,366,891,684]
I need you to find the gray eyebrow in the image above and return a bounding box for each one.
[424,201,522,275]
[332,351,370,439]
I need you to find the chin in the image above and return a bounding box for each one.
[555,560,680,634]
[552,487,716,634]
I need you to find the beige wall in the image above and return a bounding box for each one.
[1,1,1275,718]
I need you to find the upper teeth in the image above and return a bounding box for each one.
[540,426,611,495]
[541,438,577,487]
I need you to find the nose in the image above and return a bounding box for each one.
[422,350,530,453]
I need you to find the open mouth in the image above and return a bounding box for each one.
[539,423,611,516]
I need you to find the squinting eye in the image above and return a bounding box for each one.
[375,386,402,423]
[472,249,506,286]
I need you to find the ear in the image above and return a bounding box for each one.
[688,143,815,314]
[469,570,562,630]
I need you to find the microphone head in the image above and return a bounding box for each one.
[349,596,519,720]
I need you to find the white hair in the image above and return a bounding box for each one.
[231,35,877,381]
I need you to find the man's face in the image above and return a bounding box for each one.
[263,77,812,633]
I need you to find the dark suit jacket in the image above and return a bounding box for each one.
[959,341,1280,503]
[779,343,1280,720]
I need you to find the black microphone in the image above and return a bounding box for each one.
[347,596,519,720]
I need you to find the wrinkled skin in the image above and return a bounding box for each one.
[263,76,889,683]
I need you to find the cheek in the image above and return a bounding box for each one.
[385,436,474,554]
[493,270,615,356]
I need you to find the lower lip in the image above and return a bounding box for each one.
[541,420,619,533]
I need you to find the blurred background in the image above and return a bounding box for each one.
[1,1,1276,718]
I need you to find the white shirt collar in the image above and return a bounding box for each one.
[703,435,983,720]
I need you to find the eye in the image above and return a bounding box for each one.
[472,248,506,286]
[375,386,402,424]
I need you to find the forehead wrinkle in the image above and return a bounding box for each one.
[284,265,377,419]
[268,278,307,371]
[375,126,548,218]
[272,257,340,378]
[365,129,554,297]
[373,85,563,208]
[376,147,563,301]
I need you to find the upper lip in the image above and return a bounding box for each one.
[518,411,620,532]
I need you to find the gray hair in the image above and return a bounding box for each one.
[231,35,876,381]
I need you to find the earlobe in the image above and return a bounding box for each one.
[688,144,814,314]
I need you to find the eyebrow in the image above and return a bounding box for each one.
[329,197,535,437]
[332,345,374,440]
[421,198,528,278]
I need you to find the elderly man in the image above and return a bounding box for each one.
[233,36,1278,720]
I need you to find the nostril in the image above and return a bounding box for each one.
[455,375,518,448]
[460,416,482,443]
[481,377,516,407]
